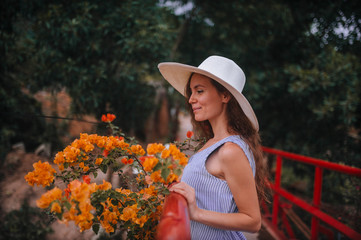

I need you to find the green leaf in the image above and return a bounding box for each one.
[93,171,98,178]
[153,162,162,171]
[161,167,170,181]
[100,164,108,174]
[64,201,72,210]
[92,223,100,234]
[174,168,182,176]
[163,188,170,195]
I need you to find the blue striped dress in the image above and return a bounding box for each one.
[181,135,256,240]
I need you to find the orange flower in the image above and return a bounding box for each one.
[147,143,165,155]
[166,173,179,184]
[134,215,148,227]
[186,130,193,138]
[51,202,62,213]
[37,187,63,208]
[143,157,159,172]
[150,170,164,183]
[97,180,112,191]
[25,161,56,187]
[119,204,138,222]
[95,158,103,165]
[130,144,145,156]
[101,113,116,122]
[161,149,170,159]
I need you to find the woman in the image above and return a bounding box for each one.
[158,56,267,239]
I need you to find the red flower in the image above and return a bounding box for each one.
[101,114,107,122]
[121,157,134,165]
[121,157,128,164]
[103,150,109,157]
[101,113,116,123]
[139,156,151,165]
[186,131,193,138]
[82,175,91,184]
[64,185,71,199]
[115,136,124,141]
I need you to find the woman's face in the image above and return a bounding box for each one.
[188,74,229,122]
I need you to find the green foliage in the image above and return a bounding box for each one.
[258,47,361,167]
[23,0,175,135]
[0,77,47,159]
[0,201,53,240]
[3,0,177,141]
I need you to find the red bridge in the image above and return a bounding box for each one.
[157,147,361,240]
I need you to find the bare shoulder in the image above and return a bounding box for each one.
[218,142,247,164]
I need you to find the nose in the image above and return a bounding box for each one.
[188,93,196,104]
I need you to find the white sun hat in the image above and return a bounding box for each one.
[158,55,259,131]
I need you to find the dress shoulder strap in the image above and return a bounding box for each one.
[205,135,256,176]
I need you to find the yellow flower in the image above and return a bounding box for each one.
[147,143,165,155]
[25,161,56,187]
[37,187,62,209]
[143,157,159,172]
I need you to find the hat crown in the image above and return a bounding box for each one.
[198,56,246,93]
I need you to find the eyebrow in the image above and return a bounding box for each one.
[191,84,206,89]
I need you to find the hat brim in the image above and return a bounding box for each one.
[158,62,259,131]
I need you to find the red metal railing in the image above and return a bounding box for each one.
[262,147,361,240]
[156,192,191,240]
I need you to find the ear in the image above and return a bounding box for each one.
[221,92,231,103]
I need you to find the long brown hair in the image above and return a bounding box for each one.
[185,73,269,204]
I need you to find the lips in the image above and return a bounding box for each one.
[192,107,201,113]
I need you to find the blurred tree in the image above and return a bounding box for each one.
[2,0,177,147]
[0,1,48,159]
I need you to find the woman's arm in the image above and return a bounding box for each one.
[170,142,261,233]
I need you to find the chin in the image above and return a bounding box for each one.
[194,116,206,122]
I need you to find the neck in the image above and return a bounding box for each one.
[208,111,231,140]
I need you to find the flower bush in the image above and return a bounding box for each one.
[25,114,194,239]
